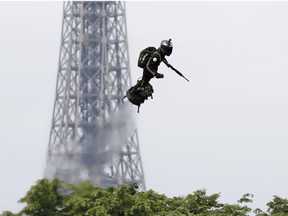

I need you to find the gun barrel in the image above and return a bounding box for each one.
[170,65,189,82]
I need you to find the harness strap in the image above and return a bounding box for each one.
[146,52,161,76]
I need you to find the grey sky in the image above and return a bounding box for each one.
[1,1,288,215]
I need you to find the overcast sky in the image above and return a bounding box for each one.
[1,1,288,215]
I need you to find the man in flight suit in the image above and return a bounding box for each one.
[122,39,174,112]
[137,39,173,89]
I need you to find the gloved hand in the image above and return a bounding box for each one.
[155,73,164,79]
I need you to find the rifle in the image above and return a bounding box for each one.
[168,64,189,82]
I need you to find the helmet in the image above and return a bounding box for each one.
[160,39,173,56]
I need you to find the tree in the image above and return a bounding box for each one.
[1,178,288,216]
[0,211,16,216]
[266,195,288,215]
[17,178,65,216]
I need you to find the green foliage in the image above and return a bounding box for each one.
[253,208,269,216]
[17,178,65,216]
[238,193,254,204]
[216,193,254,216]
[2,178,288,216]
[266,195,288,215]
[0,211,16,216]
[183,189,222,214]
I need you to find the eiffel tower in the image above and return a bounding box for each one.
[45,1,146,190]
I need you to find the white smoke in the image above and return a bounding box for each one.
[44,102,137,187]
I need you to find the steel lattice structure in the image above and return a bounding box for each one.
[46,1,146,190]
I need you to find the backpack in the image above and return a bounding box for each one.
[137,46,157,68]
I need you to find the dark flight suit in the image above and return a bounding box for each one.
[141,49,170,86]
